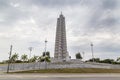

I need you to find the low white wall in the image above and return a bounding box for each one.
[0,62,120,71]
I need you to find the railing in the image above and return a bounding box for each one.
[0,62,120,72]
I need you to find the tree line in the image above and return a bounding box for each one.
[75,52,120,64]
[1,51,51,64]
[0,52,120,65]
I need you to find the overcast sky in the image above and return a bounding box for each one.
[0,0,120,61]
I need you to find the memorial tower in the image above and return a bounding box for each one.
[54,13,69,60]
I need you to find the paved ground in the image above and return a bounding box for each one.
[1,77,120,80]
[0,73,120,80]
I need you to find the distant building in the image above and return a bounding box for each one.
[54,13,69,60]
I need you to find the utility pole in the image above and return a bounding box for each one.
[7,45,13,73]
[82,52,85,61]
[91,43,94,62]
[28,47,33,62]
[44,39,47,69]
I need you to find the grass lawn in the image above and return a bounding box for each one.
[0,64,7,66]
[11,68,120,73]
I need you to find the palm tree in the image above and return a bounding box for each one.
[38,56,42,62]
[39,55,51,62]
[10,53,19,63]
[21,54,28,62]
[117,57,120,62]
[45,55,51,62]
[9,53,18,70]
[20,54,28,70]
[29,55,38,62]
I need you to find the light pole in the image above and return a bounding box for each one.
[44,39,47,69]
[91,43,94,62]
[45,40,47,55]
[7,45,13,73]
[28,47,33,62]
[82,52,85,61]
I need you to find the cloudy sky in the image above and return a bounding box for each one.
[0,0,120,61]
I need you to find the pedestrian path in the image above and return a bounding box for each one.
[1,73,120,78]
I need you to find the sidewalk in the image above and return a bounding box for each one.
[1,73,120,78]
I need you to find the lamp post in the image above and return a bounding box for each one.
[82,52,85,61]
[91,43,94,62]
[7,45,13,73]
[44,39,47,69]
[28,47,33,62]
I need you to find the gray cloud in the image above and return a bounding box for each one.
[28,0,82,7]
[102,0,118,9]
[0,0,120,61]
[87,0,119,31]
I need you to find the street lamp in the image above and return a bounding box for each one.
[44,39,48,69]
[45,40,47,54]
[7,45,13,73]
[82,52,85,61]
[91,43,94,62]
[28,47,33,61]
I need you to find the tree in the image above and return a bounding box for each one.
[38,56,44,62]
[38,51,51,62]
[42,51,50,57]
[29,55,38,62]
[46,52,50,58]
[21,54,28,62]
[100,59,114,64]
[42,52,46,56]
[45,56,51,62]
[87,58,100,62]
[117,57,120,62]
[75,52,82,59]
[10,53,19,63]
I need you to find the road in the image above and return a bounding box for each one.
[0,73,120,80]
[1,77,120,80]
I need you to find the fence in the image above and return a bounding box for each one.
[1,62,120,72]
